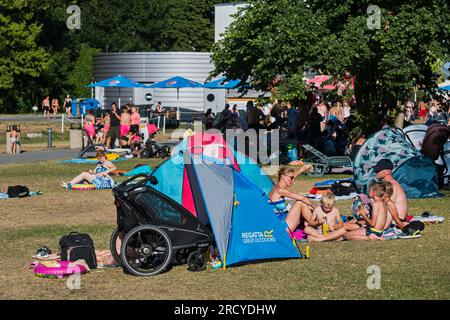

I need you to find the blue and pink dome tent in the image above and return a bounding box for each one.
[149,133,301,268]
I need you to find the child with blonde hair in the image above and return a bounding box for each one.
[304,192,346,242]
[345,182,388,240]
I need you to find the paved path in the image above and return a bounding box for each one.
[0,149,79,165]
[0,114,80,123]
[0,139,180,165]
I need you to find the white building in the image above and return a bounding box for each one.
[93,3,247,116]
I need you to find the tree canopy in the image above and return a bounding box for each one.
[0,0,225,113]
[211,0,450,132]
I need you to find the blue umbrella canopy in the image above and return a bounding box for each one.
[86,75,146,107]
[87,75,146,88]
[203,77,241,89]
[146,76,203,102]
[146,76,203,89]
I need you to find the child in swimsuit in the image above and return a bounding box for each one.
[304,193,346,242]
[345,182,388,240]
[9,126,20,155]
[84,111,96,139]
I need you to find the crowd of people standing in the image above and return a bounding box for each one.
[83,103,142,150]
[207,94,450,159]
[208,96,355,158]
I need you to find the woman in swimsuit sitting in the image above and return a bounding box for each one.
[269,166,319,235]
[60,151,116,190]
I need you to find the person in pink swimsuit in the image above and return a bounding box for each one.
[120,104,132,146]
[130,106,141,134]
[84,110,96,140]
[102,112,110,145]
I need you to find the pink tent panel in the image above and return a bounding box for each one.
[187,133,240,171]
[182,167,197,216]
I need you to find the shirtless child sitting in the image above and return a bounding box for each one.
[382,181,408,230]
[304,192,346,242]
[345,182,388,241]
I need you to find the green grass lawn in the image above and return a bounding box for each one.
[0,158,449,300]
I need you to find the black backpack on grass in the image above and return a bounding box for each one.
[59,232,97,269]
[330,181,356,196]
[7,185,29,198]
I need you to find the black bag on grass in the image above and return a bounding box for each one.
[59,232,97,269]
[330,181,356,196]
[7,185,29,198]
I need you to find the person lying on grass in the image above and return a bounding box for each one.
[304,192,346,242]
[60,150,116,190]
[345,182,388,241]
[269,166,319,235]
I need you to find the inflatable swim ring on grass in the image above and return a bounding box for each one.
[34,260,87,279]
[71,184,96,191]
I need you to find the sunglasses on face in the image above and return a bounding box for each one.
[284,175,295,181]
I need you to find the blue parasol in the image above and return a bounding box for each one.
[146,76,203,115]
[87,75,146,107]
[203,77,241,89]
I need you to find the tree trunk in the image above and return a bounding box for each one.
[394,112,404,128]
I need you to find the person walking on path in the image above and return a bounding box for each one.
[42,96,50,120]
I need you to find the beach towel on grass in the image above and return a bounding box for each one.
[123,164,152,176]
[301,192,358,201]
[410,215,445,224]
[0,191,43,199]
[59,157,127,164]
[314,178,354,187]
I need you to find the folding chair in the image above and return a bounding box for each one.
[302,144,353,176]
[77,129,105,158]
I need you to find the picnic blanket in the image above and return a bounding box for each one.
[410,215,445,224]
[314,178,354,187]
[0,191,43,199]
[59,157,128,164]
[69,183,115,191]
[122,164,152,176]
[302,192,358,201]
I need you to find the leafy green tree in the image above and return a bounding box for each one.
[67,45,101,98]
[78,0,224,52]
[0,0,51,112]
[160,0,217,51]
[211,0,450,133]
[0,0,232,113]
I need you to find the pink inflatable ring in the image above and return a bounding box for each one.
[34,261,87,279]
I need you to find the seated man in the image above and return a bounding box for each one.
[345,182,388,241]
[374,159,408,222]
[304,192,346,242]
[269,166,318,235]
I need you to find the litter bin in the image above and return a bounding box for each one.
[5,125,21,154]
